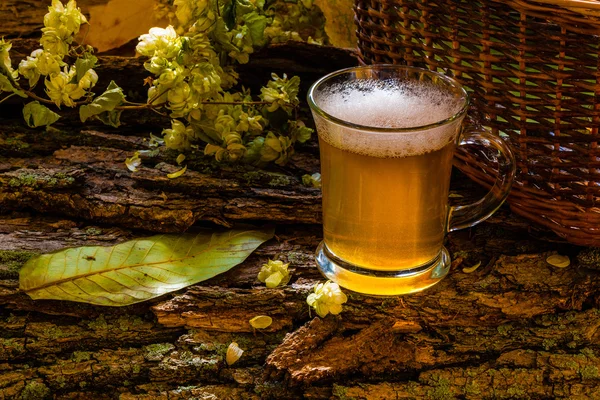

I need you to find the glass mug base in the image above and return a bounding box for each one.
[315,242,451,296]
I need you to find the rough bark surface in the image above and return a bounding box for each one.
[2,15,600,400]
[2,213,600,399]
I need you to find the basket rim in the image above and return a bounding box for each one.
[521,0,600,11]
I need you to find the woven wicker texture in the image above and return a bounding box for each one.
[354,0,600,246]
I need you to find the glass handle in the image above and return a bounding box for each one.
[447,127,516,232]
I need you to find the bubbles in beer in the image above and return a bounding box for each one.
[315,79,464,158]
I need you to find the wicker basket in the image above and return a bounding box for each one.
[354,0,600,246]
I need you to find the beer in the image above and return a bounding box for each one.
[315,78,462,271]
[320,139,455,270]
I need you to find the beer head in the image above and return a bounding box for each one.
[309,67,468,158]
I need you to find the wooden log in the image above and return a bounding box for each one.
[1,213,600,399]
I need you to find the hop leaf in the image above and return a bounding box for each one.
[290,120,312,143]
[0,74,26,98]
[23,101,60,128]
[259,73,300,114]
[79,81,125,122]
[75,56,98,84]
[0,38,18,80]
[306,281,348,318]
[257,259,290,288]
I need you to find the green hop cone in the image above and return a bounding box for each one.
[162,119,193,150]
[257,259,291,288]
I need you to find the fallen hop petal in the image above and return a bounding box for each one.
[176,154,186,165]
[167,165,187,179]
[546,254,570,268]
[257,259,290,288]
[307,280,347,318]
[462,261,482,274]
[226,342,243,366]
[125,152,142,172]
[302,173,321,188]
[249,315,272,330]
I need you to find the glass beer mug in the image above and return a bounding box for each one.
[308,65,515,296]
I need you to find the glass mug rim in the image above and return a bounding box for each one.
[307,64,470,133]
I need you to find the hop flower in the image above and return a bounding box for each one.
[228,26,254,64]
[43,0,87,38]
[236,112,264,134]
[204,143,228,162]
[306,281,348,318]
[157,64,185,88]
[257,259,291,288]
[260,132,294,166]
[78,68,98,90]
[125,152,142,172]
[147,85,168,105]
[214,113,236,135]
[173,0,208,28]
[162,119,193,150]
[38,50,64,76]
[19,49,64,87]
[45,69,85,107]
[302,173,321,188]
[145,56,171,75]
[167,81,200,118]
[137,26,182,59]
[190,63,221,97]
[40,28,70,57]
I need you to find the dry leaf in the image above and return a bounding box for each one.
[315,0,355,48]
[226,342,243,365]
[249,315,272,330]
[81,0,168,53]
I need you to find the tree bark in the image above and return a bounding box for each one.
[2,212,600,399]
[2,29,600,400]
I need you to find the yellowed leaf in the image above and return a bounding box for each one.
[226,342,243,365]
[80,0,168,53]
[315,0,355,48]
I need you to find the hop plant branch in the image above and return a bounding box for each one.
[1,0,327,173]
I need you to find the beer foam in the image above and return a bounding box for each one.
[314,79,464,157]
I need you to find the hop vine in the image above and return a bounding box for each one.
[0,0,328,171]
